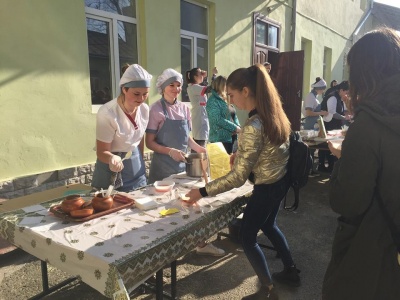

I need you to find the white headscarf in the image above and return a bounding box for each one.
[156,68,183,94]
[311,77,327,89]
[119,64,152,88]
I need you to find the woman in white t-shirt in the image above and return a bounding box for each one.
[302,77,328,130]
[91,64,152,192]
[185,67,217,147]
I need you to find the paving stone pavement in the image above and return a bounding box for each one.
[0,173,337,300]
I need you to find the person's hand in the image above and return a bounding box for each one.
[109,155,124,172]
[212,67,218,75]
[185,189,202,204]
[168,148,186,162]
[320,110,328,116]
[328,141,341,159]
[230,152,237,169]
[235,126,242,134]
[196,146,207,154]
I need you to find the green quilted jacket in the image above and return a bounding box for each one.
[206,90,240,143]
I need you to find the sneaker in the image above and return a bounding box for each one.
[196,243,225,256]
[272,266,301,287]
[242,287,279,300]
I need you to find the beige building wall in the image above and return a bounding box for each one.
[0,0,94,181]
[0,0,378,196]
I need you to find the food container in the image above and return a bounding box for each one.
[91,195,113,212]
[70,208,94,218]
[154,180,175,193]
[185,153,209,177]
[179,193,190,201]
[61,195,85,213]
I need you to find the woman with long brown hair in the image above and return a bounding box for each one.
[323,27,400,299]
[187,64,300,299]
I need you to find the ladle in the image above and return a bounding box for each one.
[105,151,133,197]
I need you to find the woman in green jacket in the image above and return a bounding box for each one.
[206,76,241,154]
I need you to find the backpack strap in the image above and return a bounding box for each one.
[283,132,299,211]
[283,186,300,211]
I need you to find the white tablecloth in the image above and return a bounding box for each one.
[0,174,253,299]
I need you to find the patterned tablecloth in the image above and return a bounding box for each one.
[0,174,253,299]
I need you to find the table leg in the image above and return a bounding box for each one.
[155,268,164,300]
[28,260,78,300]
[41,260,49,292]
[170,260,177,299]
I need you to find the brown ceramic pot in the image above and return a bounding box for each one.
[91,195,113,212]
[61,195,85,213]
[70,208,94,218]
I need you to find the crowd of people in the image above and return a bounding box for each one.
[90,27,400,300]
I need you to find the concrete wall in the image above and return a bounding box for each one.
[0,0,95,181]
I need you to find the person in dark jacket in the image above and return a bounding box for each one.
[322,27,400,300]
[318,80,350,172]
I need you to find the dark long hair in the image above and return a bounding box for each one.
[347,27,400,110]
[185,68,200,84]
[226,64,291,145]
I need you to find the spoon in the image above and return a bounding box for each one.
[122,150,132,162]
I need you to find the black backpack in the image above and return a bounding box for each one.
[283,131,313,211]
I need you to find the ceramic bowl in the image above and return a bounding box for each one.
[154,180,175,193]
[61,195,85,213]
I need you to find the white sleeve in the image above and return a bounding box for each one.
[96,110,116,143]
[304,93,316,110]
[322,96,336,122]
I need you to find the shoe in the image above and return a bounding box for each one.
[242,286,279,300]
[272,266,301,287]
[196,243,225,256]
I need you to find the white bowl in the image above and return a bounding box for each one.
[154,180,175,193]
[179,193,190,201]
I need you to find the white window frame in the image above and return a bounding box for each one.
[85,7,138,113]
[180,30,209,68]
[180,0,209,70]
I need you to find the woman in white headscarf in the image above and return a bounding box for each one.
[146,68,206,183]
[302,77,328,130]
[92,64,152,192]
[146,68,225,257]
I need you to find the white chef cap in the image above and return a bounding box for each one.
[119,64,152,88]
[156,68,183,94]
[311,77,327,89]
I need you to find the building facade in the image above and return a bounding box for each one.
[0,0,388,198]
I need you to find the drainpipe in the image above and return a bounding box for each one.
[353,0,374,43]
[291,0,297,51]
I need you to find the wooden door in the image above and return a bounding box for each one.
[269,51,304,131]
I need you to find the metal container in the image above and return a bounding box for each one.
[185,153,209,177]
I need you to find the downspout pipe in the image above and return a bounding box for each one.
[353,0,374,42]
[291,0,297,51]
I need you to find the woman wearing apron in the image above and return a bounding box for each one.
[146,68,225,257]
[302,77,328,176]
[91,64,151,192]
[302,77,328,130]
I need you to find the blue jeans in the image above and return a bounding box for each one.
[240,177,295,287]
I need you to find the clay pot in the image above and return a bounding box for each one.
[61,195,85,213]
[91,195,113,212]
[70,208,94,218]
